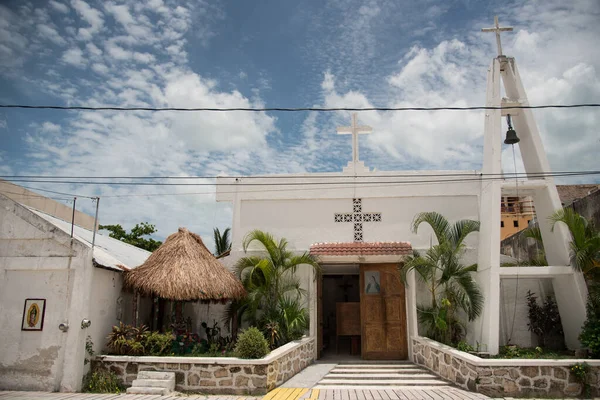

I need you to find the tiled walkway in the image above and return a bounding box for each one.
[0,392,257,400]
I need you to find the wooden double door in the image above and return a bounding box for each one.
[317,263,408,360]
[360,263,408,360]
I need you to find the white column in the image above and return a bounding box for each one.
[476,58,502,355]
[501,57,587,348]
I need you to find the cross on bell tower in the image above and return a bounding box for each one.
[337,113,373,175]
[481,15,513,57]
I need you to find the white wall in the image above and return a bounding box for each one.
[88,268,126,356]
[0,196,92,391]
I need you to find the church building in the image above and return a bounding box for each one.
[217,18,588,361]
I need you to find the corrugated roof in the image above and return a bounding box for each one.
[310,241,412,256]
[28,208,151,271]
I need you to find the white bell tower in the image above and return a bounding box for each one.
[476,17,588,354]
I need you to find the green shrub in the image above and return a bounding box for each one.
[82,370,123,393]
[234,327,269,359]
[145,331,173,356]
[580,291,600,358]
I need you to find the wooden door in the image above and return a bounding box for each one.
[317,272,323,359]
[360,264,408,359]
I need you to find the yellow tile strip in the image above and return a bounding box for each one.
[264,388,310,400]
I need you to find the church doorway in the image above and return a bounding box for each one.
[318,273,361,360]
[317,263,408,360]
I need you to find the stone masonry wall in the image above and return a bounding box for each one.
[93,337,315,395]
[412,337,600,398]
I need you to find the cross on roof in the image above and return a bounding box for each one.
[481,15,513,57]
[337,113,372,174]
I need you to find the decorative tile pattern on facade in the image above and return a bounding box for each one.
[412,337,600,398]
[310,241,412,256]
[93,337,314,395]
[333,198,382,242]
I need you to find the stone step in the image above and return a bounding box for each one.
[126,386,170,395]
[331,368,429,374]
[313,385,451,390]
[317,378,449,386]
[326,373,440,380]
[131,378,175,390]
[335,364,418,369]
[137,371,176,381]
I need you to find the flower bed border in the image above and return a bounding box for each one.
[412,336,600,398]
[93,336,315,395]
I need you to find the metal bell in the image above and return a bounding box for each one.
[504,128,520,144]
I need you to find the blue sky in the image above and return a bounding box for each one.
[0,0,599,249]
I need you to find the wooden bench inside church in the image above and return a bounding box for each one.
[336,302,361,355]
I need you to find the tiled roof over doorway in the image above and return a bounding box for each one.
[310,241,412,256]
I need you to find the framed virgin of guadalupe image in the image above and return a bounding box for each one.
[364,271,381,294]
[21,299,46,331]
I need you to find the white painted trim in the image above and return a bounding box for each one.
[499,266,573,278]
[412,336,600,367]
[96,336,314,366]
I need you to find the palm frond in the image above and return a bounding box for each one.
[411,212,450,244]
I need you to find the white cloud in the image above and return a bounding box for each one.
[49,1,70,14]
[86,42,102,57]
[71,0,103,40]
[105,42,131,60]
[41,122,61,133]
[37,23,66,45]
[61,47,86,67]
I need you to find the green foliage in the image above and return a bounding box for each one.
[400,212,483,345]
[550,208,600,276]
[84,335,94,365]
[264,320,280,350]
[144,331,174,356]
[455,340,474,353]
[580,290,600,358]
[82,370,124,393]
[234,327,270,359]
[526,291,564,349]
[106,323,149,355]
[234,230,319,348]
[494,345,573,359]
[213,227,232,256]
[570,362,591,397]
[99,222,162,252]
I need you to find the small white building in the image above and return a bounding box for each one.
[216,19,588,360]
[0,189,150,392]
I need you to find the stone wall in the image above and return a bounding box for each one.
[93,337,315,395]
[412,336,600,398]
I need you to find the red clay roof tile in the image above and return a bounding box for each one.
[309,241,412,256]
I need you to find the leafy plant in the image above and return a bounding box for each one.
[82,370,124,393]
[456,341,474,353]
[526,291,564,349]
[84,335,94,365]
[233,230,320,348]
[264,320,280,350]
[106,323,149,355]
[213,227,232,257]
[144,331,173,356]
[99,222,162,252]
[580,289,600,358]
[400,212,483,345]
[570,362,591,397]
[235,327,270,359]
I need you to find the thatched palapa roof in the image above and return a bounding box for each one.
[124,228,246,302]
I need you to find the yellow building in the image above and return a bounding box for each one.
[500,196,535,240]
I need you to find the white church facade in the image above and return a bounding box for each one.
[217,18,588,360]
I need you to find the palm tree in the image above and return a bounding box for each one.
[550,208,600,277]
[233,230,320,345]
[213,227,232,257]
[400,212,484,344]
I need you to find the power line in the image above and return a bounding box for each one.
[2,171,598,187]
[1,170,597,180]
[0,104,599,112]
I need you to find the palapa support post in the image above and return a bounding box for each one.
[132,289,140,327]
